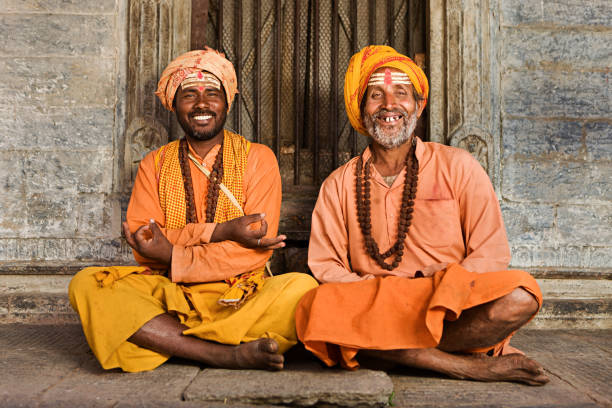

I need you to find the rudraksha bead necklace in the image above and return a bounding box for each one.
[355,141,419,271]
[178,138,224,224]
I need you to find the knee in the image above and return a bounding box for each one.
[68,267,100,307]
[488,288,539,327]
[281,272,319,298]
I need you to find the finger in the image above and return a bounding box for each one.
[121,221,130,238]
[258,235,286,250]
[259,218,269,236]
[261,242,286,250]
[243,213,265,225]
[134,224,151,243]
[148,219,163,238]
[122,222,138,248]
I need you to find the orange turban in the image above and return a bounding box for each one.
[155,47,238,112]
[344,45,429,135]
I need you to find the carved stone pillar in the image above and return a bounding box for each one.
[121,0,191,192]
[428,0,501,190]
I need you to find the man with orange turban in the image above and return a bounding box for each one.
[69,48,317,373]
[295,46,549,385]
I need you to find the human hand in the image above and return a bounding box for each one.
[211,213,286,250]
[122,219,173,264]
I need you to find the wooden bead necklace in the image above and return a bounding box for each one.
[355,141,419,271]
[178,138,224,224]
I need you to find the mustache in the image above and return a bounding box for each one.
[190,109,216,118]
[372,108,409,119]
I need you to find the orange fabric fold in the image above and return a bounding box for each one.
[295,264,542,370]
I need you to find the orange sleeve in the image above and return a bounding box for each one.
[307,171,374,283]
[457,155,511,272]
[170,144,282,283]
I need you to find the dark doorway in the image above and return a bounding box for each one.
[192,0,427,239]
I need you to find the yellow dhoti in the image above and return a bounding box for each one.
[69,267,318,372]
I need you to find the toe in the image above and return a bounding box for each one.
[262,338,279,354]
[267,354,284,371]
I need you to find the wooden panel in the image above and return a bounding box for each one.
[191,0,209,49]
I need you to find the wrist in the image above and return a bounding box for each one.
[165,244,173,264]
[211,222,226,242]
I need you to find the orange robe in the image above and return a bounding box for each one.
[296,139,542,369]
[127,141,280,281]
[69,139,319,372]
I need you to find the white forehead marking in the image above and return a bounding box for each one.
[181,72,221,90]
[368,72,411,86]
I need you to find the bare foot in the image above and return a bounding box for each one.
[453,353,549,386]
[232,338,284,371]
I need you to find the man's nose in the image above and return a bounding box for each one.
[382,91,397,109]
[194,93,209,108]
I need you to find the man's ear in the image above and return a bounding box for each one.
[416,100,426,118]
[221,86,228,111]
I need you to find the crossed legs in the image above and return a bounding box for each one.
[128,313,284,370]
[360,288,550,385]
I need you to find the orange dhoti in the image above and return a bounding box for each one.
[296,264,542,370]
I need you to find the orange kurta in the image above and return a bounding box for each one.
[127,141,281,282]
[297,139,541,369]
[308,138,510,282]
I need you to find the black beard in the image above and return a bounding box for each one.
[178,109,227,141]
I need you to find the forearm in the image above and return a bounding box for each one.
[170,241,272,283]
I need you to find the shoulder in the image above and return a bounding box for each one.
[423,141,484,177]
[319,156,359,195]
[143,140,180,171]
[248,142,278,167]
[245,141,280,177]
[426,141,478,165]
[247,141,277,161]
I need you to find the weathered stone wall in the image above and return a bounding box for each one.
[0,0,133,271]
[499,0,611,275]
[0,0,609,277]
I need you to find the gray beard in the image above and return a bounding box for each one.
[363,108,419,150]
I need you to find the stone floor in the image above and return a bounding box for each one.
[0,325,610,407]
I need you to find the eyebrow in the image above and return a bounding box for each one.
[368,84,411,93]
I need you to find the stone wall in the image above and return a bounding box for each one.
[499,0,611,276]
[0,0,133,271]
[0,0,610,277]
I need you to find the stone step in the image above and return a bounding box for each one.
[184,367,393,407]
[1,325,610,407]
[0,275,610,328]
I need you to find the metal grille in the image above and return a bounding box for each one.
[203,0,426,186]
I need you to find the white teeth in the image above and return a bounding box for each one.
[193,115,212,121]
[382,116,401,122]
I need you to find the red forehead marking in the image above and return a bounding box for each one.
[197,72,203,79]
[198,86,204,91]
[384,68,392,85]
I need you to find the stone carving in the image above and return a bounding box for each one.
[428,0,500,189]
[124,118,168,185]
[458,134,489,171]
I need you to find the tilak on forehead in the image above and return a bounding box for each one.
[367,68,412,87]
[180,71,222,91]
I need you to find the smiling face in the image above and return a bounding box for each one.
[175,71,228,142]
[361,67,425,149]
